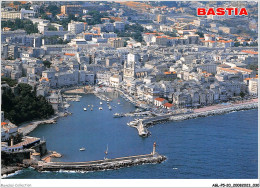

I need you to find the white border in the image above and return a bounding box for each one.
[1,0,259,187]
[1,179,260,187]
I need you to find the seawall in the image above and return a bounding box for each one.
[133,102,258,137]
[37,153,166,172]
[170,102,258,121]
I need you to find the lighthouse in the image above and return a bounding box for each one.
[152,142,156,155]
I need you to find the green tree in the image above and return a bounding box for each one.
[240,91,246,98]
[1,19,38,34]
[234,42,240,47]
[48,25,57,31]
[1,77,17,87]
[195,31,204,38]
[1,84,54,125]
[43,60,52,68]
[46,5,59,16]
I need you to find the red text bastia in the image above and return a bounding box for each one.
[197,8,248,16]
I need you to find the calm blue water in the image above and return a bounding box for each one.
[6,93,258,179]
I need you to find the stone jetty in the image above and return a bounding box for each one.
[170,102,258,121]
[129,101,258,137]
[37,143,166,172]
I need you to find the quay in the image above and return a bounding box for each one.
[37,143,166,172]
[170,101,258,121]
[114,111,152,118]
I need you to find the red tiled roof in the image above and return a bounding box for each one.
[219,68,238,74]
[155,97,166,102]
[164,71,176,74]
[233,67,253,73]
[241,50,258,55]
[163,103,174,108]
[156,36,168,39]
[64,53,75,56]
[1,122,7,126]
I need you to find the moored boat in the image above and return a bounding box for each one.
[79,147,85,151]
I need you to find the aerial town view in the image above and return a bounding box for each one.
[0,0,258,185]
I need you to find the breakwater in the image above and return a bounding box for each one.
[37,153,166,172]
[130,102,258,137]
[170,102,258,121]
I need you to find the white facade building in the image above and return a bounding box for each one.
[68,21,84,34]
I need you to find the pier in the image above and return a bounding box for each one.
[37,143,166,172]
[114,111,152,118]
[128,100,258,137]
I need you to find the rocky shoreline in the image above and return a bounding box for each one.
[1,166,23,177]
[18,112,71,136]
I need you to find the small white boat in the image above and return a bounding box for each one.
[92,105,94,107]
[88,105,90,107]
[118,102,120,105]
[108,106,112,110]
[79,147,85,151]
[100,102,103,105]
[104,144,108,155]
[91,108,93,111]
[107,102,109,104]
[83,108,87,111]
[99,107,103,110]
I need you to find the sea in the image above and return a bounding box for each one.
[5,92,258,179]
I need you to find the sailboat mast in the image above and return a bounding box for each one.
[105,144,108,155]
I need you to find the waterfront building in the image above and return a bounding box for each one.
[1,122,18,142]
[162,102,174,110]
[154,97,167,106]
[5,136,41,152]
[96,71,112,86]
[110,74,122,88]
[85,71,95,85]
[248,78,258,96]
[47,91,62,111]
